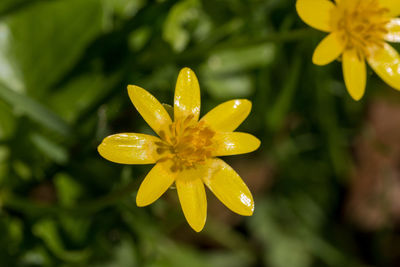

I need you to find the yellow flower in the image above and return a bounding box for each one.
[296,0,400,100]
[98,68,260,232]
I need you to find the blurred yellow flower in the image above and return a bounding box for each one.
[296,0,400,100]
[98,68,260,232]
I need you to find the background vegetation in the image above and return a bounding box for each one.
[0,0,399,266]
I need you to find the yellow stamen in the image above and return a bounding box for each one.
[156,115,216,172]
[332,0,390,58]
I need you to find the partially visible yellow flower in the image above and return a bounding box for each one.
[296,0,400,100]
[98,68,260,232]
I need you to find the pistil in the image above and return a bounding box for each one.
[333,0,390,58]
[156,116,216,172]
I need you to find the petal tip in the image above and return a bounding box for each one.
[295,0,334,32]
[97,142,106,157]
[312,53,328,66]
[254,136,261,150]
[190,222,205,232]
[136,197,147,207]
[241,201,255,216]
[312,34,344,66]
[127,85,150,98]
[231,98,252,117]
[242,99,252,109]
[350,94,363,101]
[242,210,254,216]
[180,67,194,74]
[248,135,261,153]
[177,67,199,83]
[177,67,198,82]
[233,201,254,216]
[127,84,142,95]
[136,189,152,207]
[127,84,137,91]
[346,82,366,101]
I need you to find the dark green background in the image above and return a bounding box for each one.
[0,0,399,266]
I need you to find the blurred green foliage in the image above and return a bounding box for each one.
[0,0,399,266]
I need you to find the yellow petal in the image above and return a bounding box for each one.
[380,0,400,16]
[342,49,366,101]
[367,43,400,91]
[312,32,344,65]
[296,0,335,32]
[98,133,161,164]
[385,19,400,43]
[176,176,207,232]
[174,67,201,121]
[202,159,254,216]
[127,85,172,135]
[136,161,177,207]
[200,99,251,132]
[213,132,260,157]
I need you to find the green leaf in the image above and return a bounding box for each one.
[266,55,302,131]
[20,246,52,266]
[200,44,275,99]
[0,83,72,136]
[128,26,152,51]
[54,173,83,207]
[203,73,254,100]
[249,199,313,267]
[163,0,211,52]
[204,43,276,73]
[0,0,30,15]
[12,160,31,180]
[48,71,121,123]
[33,219,91,262]
[0,147,9,183]
[0,216,23,254]
[92,238,138,267]
[0,99,15,139]
[103,0,145,20]
[0,0,105,96]
[30,133,68,164]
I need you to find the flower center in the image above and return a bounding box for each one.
[156,115,216,172]
[333,0,390,57]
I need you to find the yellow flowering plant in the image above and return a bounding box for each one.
[296,0,400,100]
[98,68,260,232]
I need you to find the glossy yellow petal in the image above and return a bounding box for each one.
[136,161,177,207]
[296,0,335,32]
[127,85,172,135]
[380,0,400,16]
[98,133,161,164]
[176,176,207,232]
[174,67,201,121]
[213,132,260,157]
[312,32,344,65]
[202,159,254,216]
[367,43,400,91]
[385,19,400,43]
[200,99,251,132]
[342,49,366,101]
